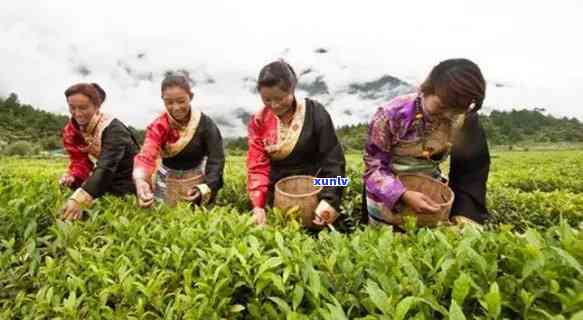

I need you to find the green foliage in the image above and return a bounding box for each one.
[0,93,69,151]
[224,136,248,154]
[482,110,583,145]
[485,150,583,230]
[0,151,583,318]
[2,140,38,156]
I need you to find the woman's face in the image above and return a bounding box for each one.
[422,94,465,120]
[259,85,294,117]
[162,86,191,122]
[67,94,98,126]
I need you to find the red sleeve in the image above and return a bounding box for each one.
[133,115,169,179]
[246,112,271,209]
[63,121,93,185]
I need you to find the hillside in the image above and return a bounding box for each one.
[2,92,583,156]
[0,93,144,155]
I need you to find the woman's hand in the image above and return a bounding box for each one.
[251,207,267,226]
[136,179,155,208]
[263,139,281,156]
[62,199,82,220]
[313,209,338,226]
[183,186,201,204]
[401,190,441,214]
[59,174,76,188]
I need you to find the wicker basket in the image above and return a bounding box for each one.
[274,175,322,228]
[379,173,454,226]
[164,170,204,207]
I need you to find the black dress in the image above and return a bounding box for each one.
[266,99,346,211]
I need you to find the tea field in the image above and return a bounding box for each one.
[0,150,582,319]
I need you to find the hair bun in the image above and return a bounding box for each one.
[91,83,107,104]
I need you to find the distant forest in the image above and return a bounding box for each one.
[0,93,144,156]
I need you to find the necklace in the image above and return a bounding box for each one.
[414,97,453,161]
[414,97,433,159]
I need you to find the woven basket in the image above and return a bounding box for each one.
[164,170,204,207]
[379,173,454,227]
[274,175,322,228]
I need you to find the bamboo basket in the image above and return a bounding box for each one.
[164,170,204,207]
[379,173,454,227]
[274,175,322,228]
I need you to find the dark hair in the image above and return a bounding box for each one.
[257,60,297,92]
[65,83,104,107]
[91,83,106,104]
[161,74,194,99]
[420,58,486,113]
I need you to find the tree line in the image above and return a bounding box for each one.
[2,92,582,156]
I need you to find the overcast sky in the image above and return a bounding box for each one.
[1,0,582,135]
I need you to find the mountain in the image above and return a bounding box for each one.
[18,45,579,139]
[3,48,583,155]
[52,47,423,137]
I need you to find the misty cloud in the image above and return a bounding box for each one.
[1,0,582,138]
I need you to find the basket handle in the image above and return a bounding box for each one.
[314,167,322,177]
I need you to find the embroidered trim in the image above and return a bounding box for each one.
[269,98,306,160]
[394,109,452,158]
[70,188,93,207]
[162,109,202,158]
[79,112,114,160]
